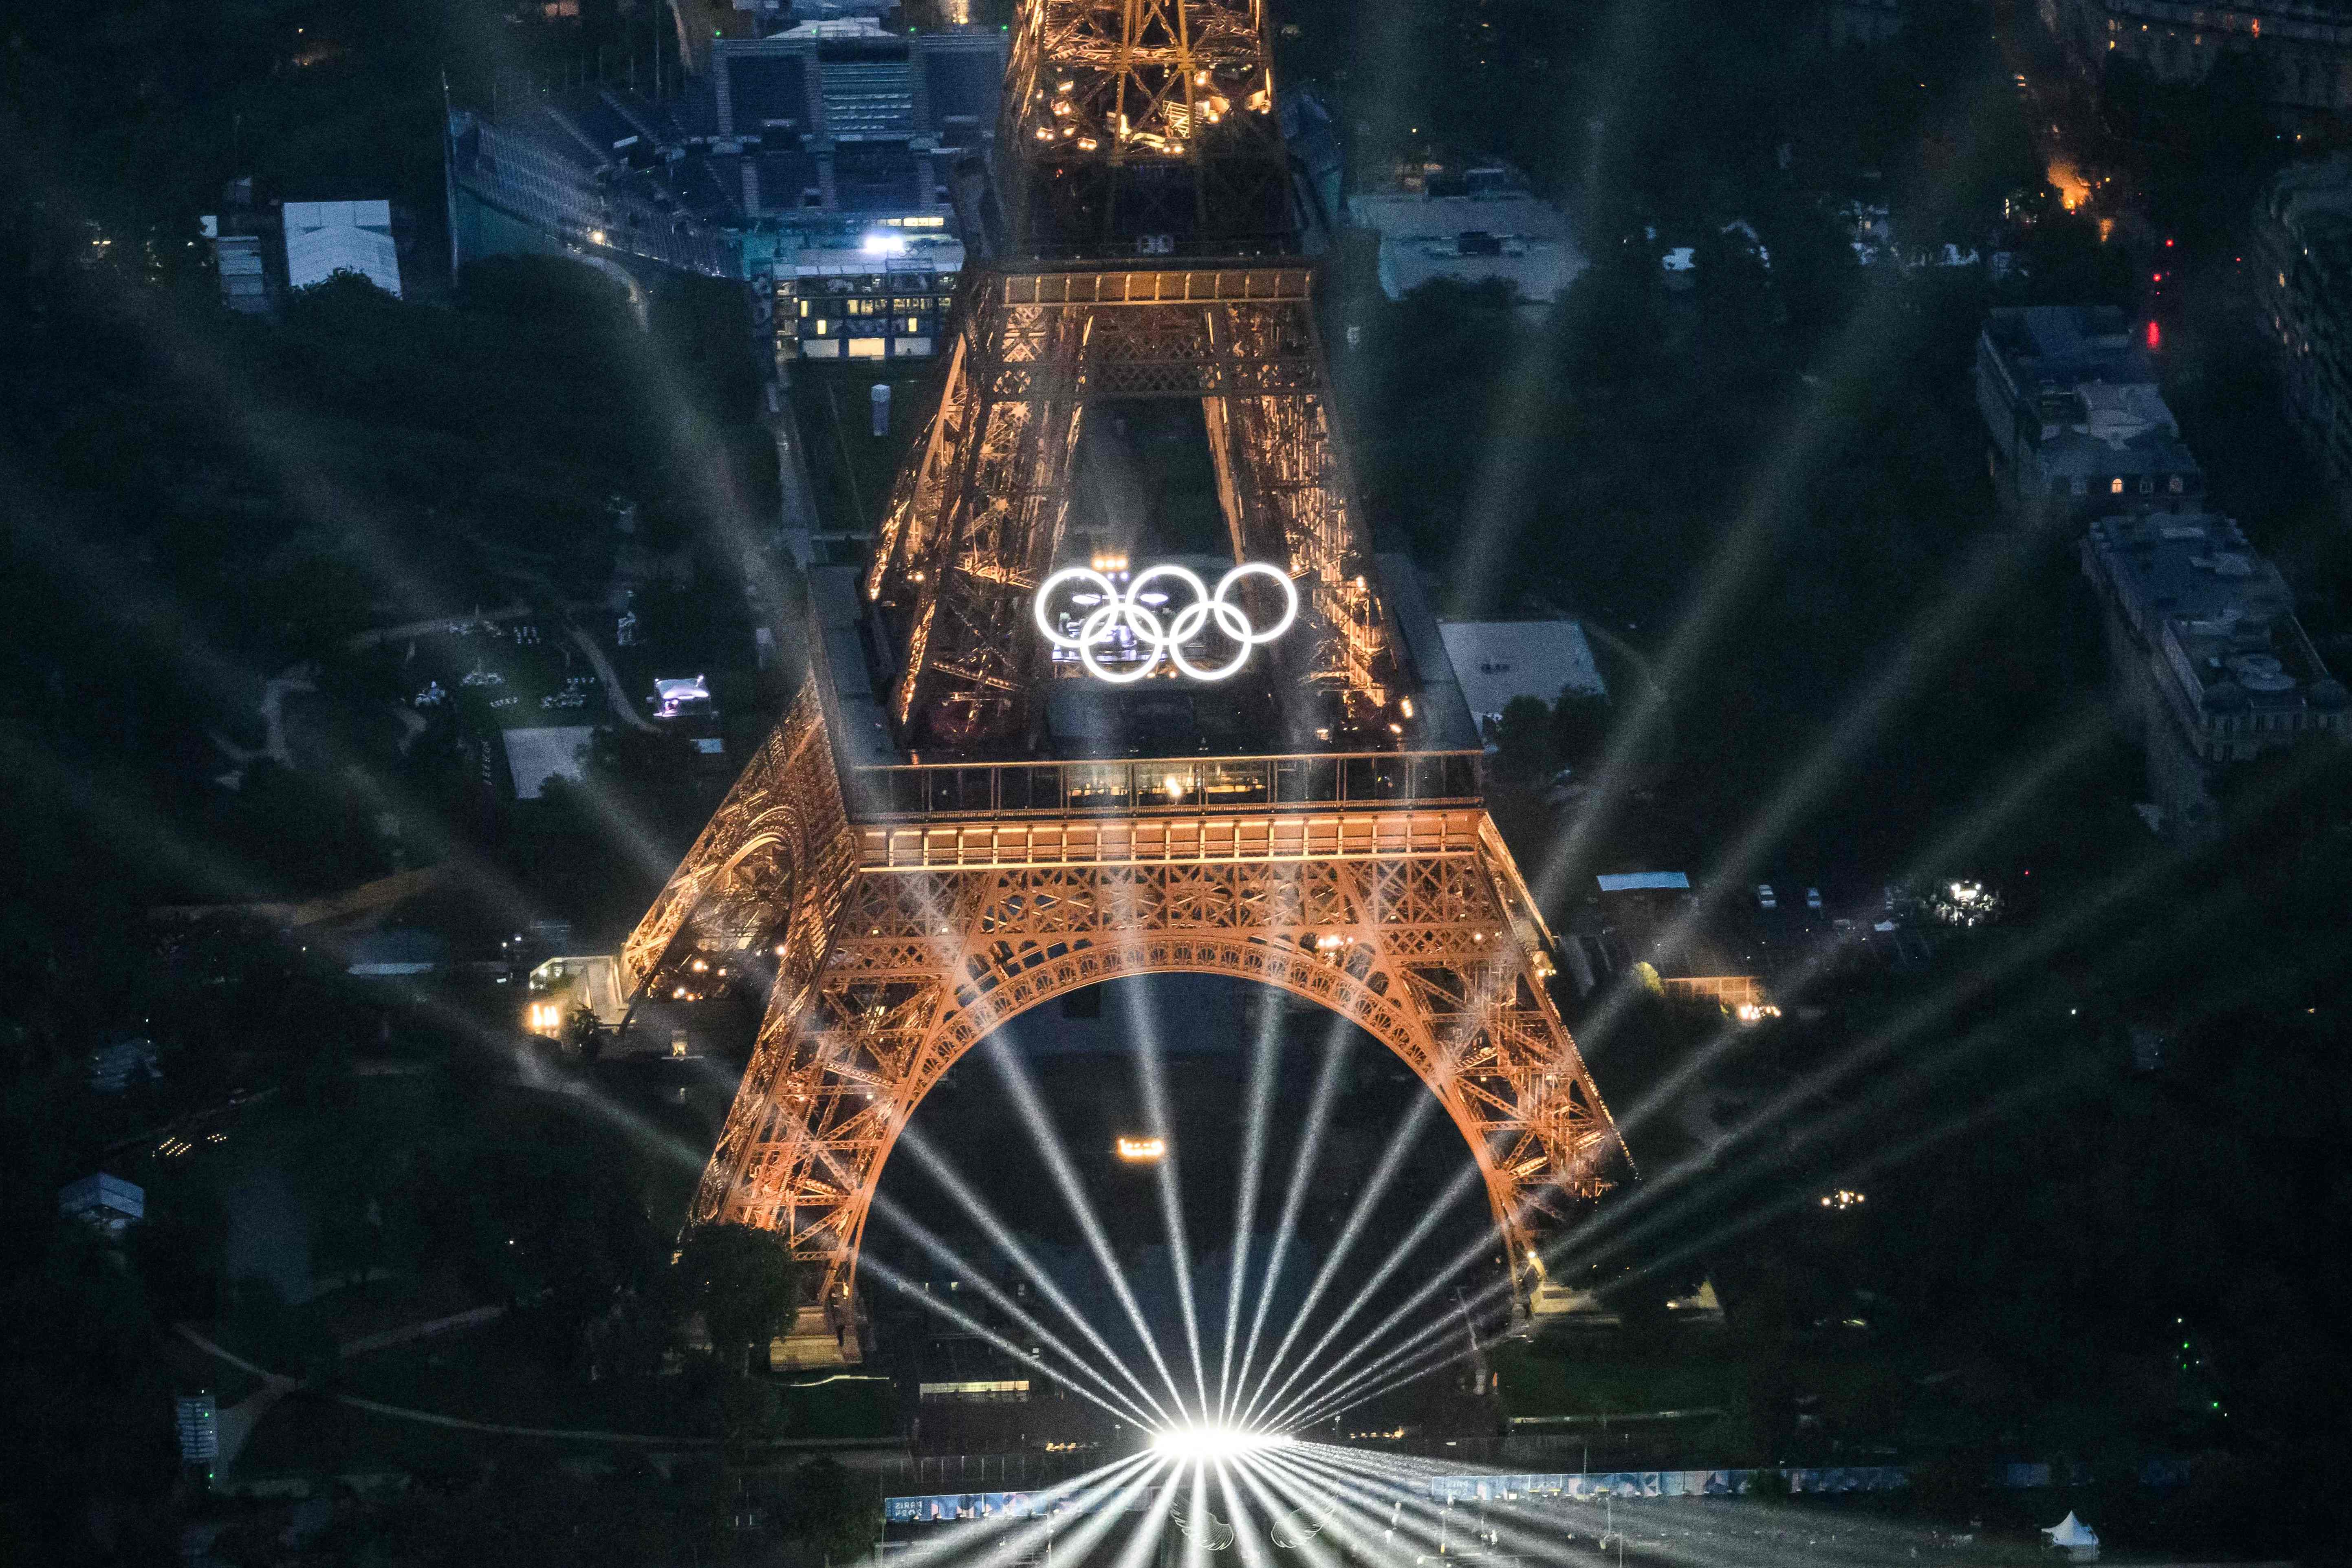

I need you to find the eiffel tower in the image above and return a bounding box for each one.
[620,0,1627,1358]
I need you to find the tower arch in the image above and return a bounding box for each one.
[686,841,1622,1317]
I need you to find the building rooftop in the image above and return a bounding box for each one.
[1980,305,2198,489]
[2087,513,2290,636]
[2262,151,2352,242]
[60,1174,145,1229]
[807,553,1479,799]
[502,725,595,800]
[2086,511,2347,720]
[1438,618,1607,728]
[277,198,403,297]
[1348,188,1587,304]
[1982,304,2160,393]
[451,25,1005,281]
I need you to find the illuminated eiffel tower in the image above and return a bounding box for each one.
[619,0,1627,1358]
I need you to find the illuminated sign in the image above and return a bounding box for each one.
[1115,1136,1167,1163]
[1035,563,1298,683]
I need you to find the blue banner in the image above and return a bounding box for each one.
[884,1492,1042,1524]
[1424,1467,1911,1503]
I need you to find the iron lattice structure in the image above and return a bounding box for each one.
[998,0,1293,257]
[865,266,1390,749]
[630,662,1623,1312]
[623,0,1628,1337]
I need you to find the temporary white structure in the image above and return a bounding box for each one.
[283,199,402,297]
[2042,1512,2099,1560]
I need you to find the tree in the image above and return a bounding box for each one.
[564,1002,605,1059]
[678,1224,799,1375]
[716,1374,786,1460]
[1550,692,1612,772]
[1491,695,1556,783]
[786,1457,881,1564]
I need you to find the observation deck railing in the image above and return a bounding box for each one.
[849,749,1482,821]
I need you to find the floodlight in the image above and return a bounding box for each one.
[1148,1426,1294,1462]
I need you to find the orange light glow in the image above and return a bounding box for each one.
[1115,1136,1167,1163]
[2049,159,2092,211]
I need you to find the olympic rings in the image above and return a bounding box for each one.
[1034,561,1300,683]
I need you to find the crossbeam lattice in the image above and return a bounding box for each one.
[676,817,1623,1313]
[1000,0,1291,255]
[866,267,1389,747]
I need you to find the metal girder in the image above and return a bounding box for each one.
[1000,0,1292,257]
[680,822,1627,1316]
[868,266,1387,747]
[621,679,860,1010]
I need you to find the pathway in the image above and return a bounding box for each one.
[174,1322,903,1456]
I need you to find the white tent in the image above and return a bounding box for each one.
[2042,1513,2099,1559]
[283,199,402,297]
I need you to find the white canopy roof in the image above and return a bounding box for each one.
[2042,1513,2099,1548]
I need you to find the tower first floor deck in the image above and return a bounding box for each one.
[806,556,1486,835]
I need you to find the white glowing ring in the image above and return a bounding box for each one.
[1033,562,1300,683]
[1034,567,1120,649]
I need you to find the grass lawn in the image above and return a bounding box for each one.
[233,1388,539,1485]
[775,1374,898,1441]
[1493,1340,1751,1421]
[789,361,935,533]
[335,1328,700,1436]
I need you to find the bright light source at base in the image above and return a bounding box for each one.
[1149,1427,1295,1461]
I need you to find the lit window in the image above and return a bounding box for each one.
[2110,477,2125,494]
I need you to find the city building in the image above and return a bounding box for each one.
[717,15,1003,359]
[1348,164,1587,306]
[204,179,416,313]
[1278,87,1344,238]
[502,725,596,800]
[446,8,1006,359]
[341,929,448,978]
[524,953,629,1035]
[202,213,269,315]
[1828,0,1906,46]
[1974,305,2203,526]
[283,199,403,297]
[1438,618,1608,740]
[773,227,963,363]
[2081,510,2349,835]
[88,1036,159,1095]
[2044,0,2352,121]
[520,953,721,1060]
[652,674,715,719]
[2254,154,2352,490]
[59,1174,145,1235]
